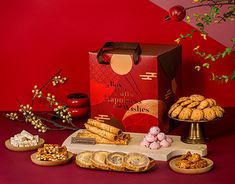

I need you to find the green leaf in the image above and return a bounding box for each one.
[231,70,235,80]
[196,23,204,28]
[231,38,235,42]
[212,6,220,15]
[202,14,212,25]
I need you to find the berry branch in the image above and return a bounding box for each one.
[165,0,235,83]
[5,69,79,132]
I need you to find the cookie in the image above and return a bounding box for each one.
[187,101,200,108]
[206,98,217,107]
[190,109,204,121]
[180,100,193,107]
[171,106,183,118]
[203,107,216,121]
[197,100,209,110]
[176,97,190,104]
[211,106,224,118]
[168,103,179,115]
[190,94,205,102]
[178,107,192,120]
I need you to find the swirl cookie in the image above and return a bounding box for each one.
[178,108,192,120]
[190,94,205,102]
[197,100,209,110]
[123,153,150,172]
[190,109,204,121]
[106,152,126,171]
[171,106,183,118]
[203,107,216,121]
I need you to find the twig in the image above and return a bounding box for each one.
[31,68,63,106]
[185,1,235,11]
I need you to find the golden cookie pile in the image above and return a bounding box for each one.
[175,151,208,169]
[76,151,155,172]
[168,94,224,121]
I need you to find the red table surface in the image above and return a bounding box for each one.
[1,108,235,184]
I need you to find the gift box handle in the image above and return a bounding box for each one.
[97,42,142,65]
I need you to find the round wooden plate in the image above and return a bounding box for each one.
[169,157,214,174]
[5,138,45,152]
[31,151,73,166]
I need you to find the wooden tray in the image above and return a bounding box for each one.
[62,130,207,161]
[75,155,156,172]
[5,138,45,152]
[31,151,73,166]
[169,157,213,174]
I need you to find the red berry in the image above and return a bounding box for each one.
[169,5,186,22]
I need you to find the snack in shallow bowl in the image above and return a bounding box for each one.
[169,151,214,174]
[5,130,45,151]
[168,94,224,121]
[31,144,73,166]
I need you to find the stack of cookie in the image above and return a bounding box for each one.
[168,94,224,121]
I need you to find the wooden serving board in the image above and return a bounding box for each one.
[62,130,207,161]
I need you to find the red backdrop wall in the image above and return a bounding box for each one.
[0,0,234,111]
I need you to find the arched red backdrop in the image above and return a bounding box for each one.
[0,0,234,111]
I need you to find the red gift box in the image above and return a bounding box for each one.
[89,42,181,133]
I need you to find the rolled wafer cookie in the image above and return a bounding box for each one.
[77,130,129,145]
[84,123,117,141]
[87,119,122,135]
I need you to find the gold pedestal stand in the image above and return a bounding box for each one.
[170,116,209,144]
[182,122,207,144]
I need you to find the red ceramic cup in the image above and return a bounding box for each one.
[67,93,89,108]
[68,106,89,118]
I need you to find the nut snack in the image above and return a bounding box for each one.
[77,119,130,145]
[76,151,155,172]
[168,94,224,121]
[36,144,68,161]
[175,151,208,169]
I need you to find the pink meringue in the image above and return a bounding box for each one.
[149,126,161,136]
[140,139,150,148]
[149,141,161,149]
[160,139,170,148]
[145,134,156,143]
[166,136,173,143]
[157,132,166,141]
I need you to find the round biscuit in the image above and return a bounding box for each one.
[176,97,190,104]
[178,108,192,120]
[187,101,200,108]
[190,109,203,121]
[168,103,179,115]
[197,100,209,110]
[189,94,205,102]
[180,100,193,107]
[203,107,216,121]
[171,106,183,118]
